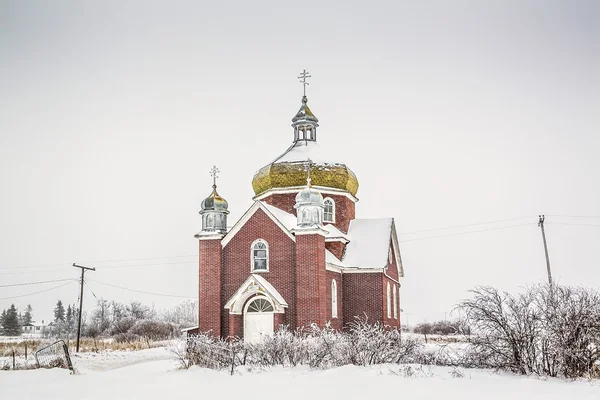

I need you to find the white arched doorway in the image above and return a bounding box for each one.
[244,296,274,344]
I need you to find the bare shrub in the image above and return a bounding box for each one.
[129,320,178,342]
[458,284,600,378]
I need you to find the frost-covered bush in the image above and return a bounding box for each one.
[459,284,600,378]
[175,320,422,372]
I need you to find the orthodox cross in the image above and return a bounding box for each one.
[305,158,313,186]
[298,69,311,97]
[210,165,220,188]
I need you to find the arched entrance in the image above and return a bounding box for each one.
[244,296,274,343]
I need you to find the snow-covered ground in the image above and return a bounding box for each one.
[1,346,599,400]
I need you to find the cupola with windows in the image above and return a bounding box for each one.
[251,70,359,199]
[294,160,324,228]
[198,166,229,234]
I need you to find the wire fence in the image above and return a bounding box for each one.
[34,340,73,371]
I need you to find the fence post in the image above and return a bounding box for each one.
[25,344,28,360]
[12,350,15,370]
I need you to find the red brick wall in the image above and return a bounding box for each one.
[382,275,401,329]
[198,238,222,336]
[228,313,243,338]
[325,241,346,261]
[261,193,356,233]
[342,273,382,326]
[221,208,296,337]
[295,233,327,329]
[326,270,343,331]
[274,312,285,331]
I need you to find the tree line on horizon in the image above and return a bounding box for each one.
[0,298,198,341]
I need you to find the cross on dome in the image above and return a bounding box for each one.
[305,158,313,187]
[298,69,311,97]
[210,165,220,188]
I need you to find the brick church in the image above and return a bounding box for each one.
[195,76,404,342]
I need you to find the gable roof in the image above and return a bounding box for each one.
[343,218,402,275]
[224,274,288,314]
[219,202,403,277]
[221,201,295,247]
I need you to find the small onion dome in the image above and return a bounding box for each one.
[200,185,229,214]
[292,96,319,125]
[294,185,323,208]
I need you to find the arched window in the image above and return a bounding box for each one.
[393,285,398,319]
[251,239,269,272]
[387,282,391,318]
[246,297,274,313]
[331,279,338,318]
[323,198,335,223]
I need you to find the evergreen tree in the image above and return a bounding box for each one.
[0,309,6,335]
[54,300,66,322]
[3,304,21,336]
[23,304,33,325]
[66,305,74,334]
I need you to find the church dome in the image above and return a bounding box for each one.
[200,186,229,213]
[252,95,359,197]
[295,184,323,206]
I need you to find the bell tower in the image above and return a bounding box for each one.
[195,166,228,336]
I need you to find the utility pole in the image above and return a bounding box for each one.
[73,263,95,352]
[538,215,553,286]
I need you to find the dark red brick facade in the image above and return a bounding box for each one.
[295,233,327,329]
[198,238,222,336]
[197,203,401,339]
[325,240,345,261]
[221,208,296,336]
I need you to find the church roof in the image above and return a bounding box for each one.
[343,218,403,274]
[220,201,401,275]
[272,141,339,165]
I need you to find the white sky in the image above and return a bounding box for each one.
[1,0,599,325]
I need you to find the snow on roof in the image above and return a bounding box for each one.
[261,202,297,231]
[271,141,344,165]
[262,203,350,241]
[343,218,393,269]
[323,224,349,240]
[252,274,288,307]
[181,326,199,332]
[326,250,343,266]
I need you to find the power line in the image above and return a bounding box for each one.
[83,280,98,300]
[0,254,198,271]
[398,222,532,243]
[87,279,196,299]
[0,261,196,276]
[0,281,75,301]
[547,222,600,228]
[546,214,600,219]
[100,261,197,270]
[0,268,69,276]
[0,278,74,288]
[398,216,534,236]
[90,279,196,299]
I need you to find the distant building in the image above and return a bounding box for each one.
[21,320,55,338]
[193,75,404,343]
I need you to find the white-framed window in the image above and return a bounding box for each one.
[251,239,269,272]
[387,282,391,318]
[388,247,393,264]
[323,198,335,223]
[393,285,398,319]
[331,279,338,318]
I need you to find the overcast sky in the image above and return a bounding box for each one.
[1,1,599,325]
